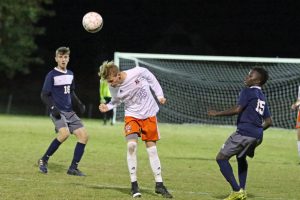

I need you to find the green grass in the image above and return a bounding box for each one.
[0,114,299,200]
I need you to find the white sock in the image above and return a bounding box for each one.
[127,141,137,182]
[147,146,163,182]
[297,141,300,158]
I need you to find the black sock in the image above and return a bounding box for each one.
[70,142,86,169]
[42,138,61,161]
[156,182,164,187]
[131,181,138,187]
[217,159,240,191]
[237,157,248,189]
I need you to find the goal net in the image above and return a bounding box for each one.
[114,52,300,129]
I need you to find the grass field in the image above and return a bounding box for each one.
[0,114,299,200]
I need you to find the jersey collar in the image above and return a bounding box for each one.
[250,86,261,90]
[54,67,67,73]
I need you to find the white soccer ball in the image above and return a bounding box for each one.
[82,12,103,33]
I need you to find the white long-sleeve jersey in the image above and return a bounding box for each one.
[106,66,164,119]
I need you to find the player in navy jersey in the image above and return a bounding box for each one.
[38,47,88,176]
[208,67,272,200]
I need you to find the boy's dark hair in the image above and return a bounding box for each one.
[253,67,269,86]
[55,46,70,55]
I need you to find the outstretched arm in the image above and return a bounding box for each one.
[208,105,243,117]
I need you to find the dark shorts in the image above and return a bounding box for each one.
[219,132,261,158]
[50,111,84,133]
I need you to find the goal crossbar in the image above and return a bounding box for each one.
[115,52,300,64]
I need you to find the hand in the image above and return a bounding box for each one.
[158,97,166,105]
[79,103,86,114]
[291,101,300,110]
[208,110,218,117]
[50,106,61,119]
[99,103,109,112]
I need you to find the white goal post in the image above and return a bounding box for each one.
[114,52,300,129]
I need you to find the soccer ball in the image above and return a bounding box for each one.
[82,12,103,33]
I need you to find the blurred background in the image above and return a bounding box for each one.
[0,0,299,119]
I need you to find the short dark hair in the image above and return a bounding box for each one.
[253,67,269,86]
[55,46,70,55]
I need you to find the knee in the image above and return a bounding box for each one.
[75,128,89,144]
[57,135,69,143]
[81,134,89,143]
[57,129,71,142]
[127,141,137,154]
[216,152,229,161]
[78,132,89,144]
[146,145,158,157]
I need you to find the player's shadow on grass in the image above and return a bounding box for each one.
[214,193,255,199]
[74,183,157,197]
[48,162,66,173]
[34,161,66,173]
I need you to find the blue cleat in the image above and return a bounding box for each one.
[38,159,48,174]
[67,168,86,176]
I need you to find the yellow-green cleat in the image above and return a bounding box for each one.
[224,189,247,200]
[240,189,247,200]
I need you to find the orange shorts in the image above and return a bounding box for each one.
[296,111,300,128]
[124,116,160,141]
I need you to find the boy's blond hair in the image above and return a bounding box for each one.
[98,61,119,80]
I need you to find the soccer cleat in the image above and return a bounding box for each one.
[38,159,48,174]
[155,184,173,198]
[240,189,247,200]
[67,168,86,176]
[223,189,246,200]
[131,181,142,198]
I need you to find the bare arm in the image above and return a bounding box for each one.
[207,105,243,117]
[263,117,272,130]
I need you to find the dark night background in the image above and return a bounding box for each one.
[2,0,300,118]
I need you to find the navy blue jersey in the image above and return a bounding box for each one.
[236,86,271,139]
[42,68,75,111]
